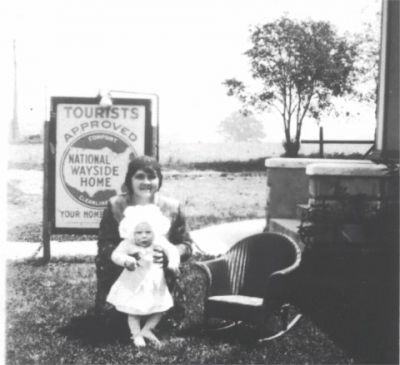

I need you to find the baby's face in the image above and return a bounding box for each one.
[134,222,154,247]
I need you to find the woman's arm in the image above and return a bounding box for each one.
[95,201,124,315]
[168,205,193,262]
[97,202,122,261]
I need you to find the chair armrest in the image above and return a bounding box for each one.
[194,257,230,296]
[271,239,302,278]
[264,240,302,303]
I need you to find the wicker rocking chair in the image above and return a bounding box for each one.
[195,232,302,342]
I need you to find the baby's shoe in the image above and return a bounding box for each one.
[133,335,146,348]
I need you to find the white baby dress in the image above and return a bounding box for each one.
[106,204,178,315]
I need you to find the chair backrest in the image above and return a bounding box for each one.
[224,232,300,297]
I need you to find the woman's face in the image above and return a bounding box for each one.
[131,168,159,201]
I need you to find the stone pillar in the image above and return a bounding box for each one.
[306,161,399,244]
[264,158,371,228]
[307,162,397,208]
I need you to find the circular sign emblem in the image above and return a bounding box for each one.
[60,131,135,209]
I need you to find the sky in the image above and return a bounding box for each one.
[1,0,380,143]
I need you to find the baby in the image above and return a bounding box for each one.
[107,204,180,347]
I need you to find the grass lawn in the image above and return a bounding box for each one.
[6,258,353,364]
[6,146,364,364]
[7,169,268,242]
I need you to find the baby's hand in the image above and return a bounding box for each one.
[124,257,138,271]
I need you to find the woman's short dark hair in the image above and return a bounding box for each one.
[124,155,163,195]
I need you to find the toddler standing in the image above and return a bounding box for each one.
[107,204,180,347]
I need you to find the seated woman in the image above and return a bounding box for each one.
[94,155,193,318]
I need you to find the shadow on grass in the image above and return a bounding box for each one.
[300,289,398,365]
[57,259,207,347]
[8,260,355,364]
[291,247,399,364]
[58,309,136,346]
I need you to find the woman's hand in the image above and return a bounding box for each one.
[153,246,168,267]
[168,266,181,277]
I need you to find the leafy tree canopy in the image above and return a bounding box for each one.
[224,17,359,156]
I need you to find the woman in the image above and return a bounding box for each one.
[94,155,193,317]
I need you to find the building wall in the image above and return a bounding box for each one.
[376,0,399,158]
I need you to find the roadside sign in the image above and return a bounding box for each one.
[45,95,158,237]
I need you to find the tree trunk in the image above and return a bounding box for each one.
[283,138,300,157]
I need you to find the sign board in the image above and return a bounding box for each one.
[48,96,157,233]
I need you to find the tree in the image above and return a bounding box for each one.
[218,111,266,142]
[224,17,359,157]
[352,5,380,109]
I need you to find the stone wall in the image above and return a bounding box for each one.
[264,158,372,229]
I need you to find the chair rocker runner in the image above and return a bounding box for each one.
[195,232,302,342]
